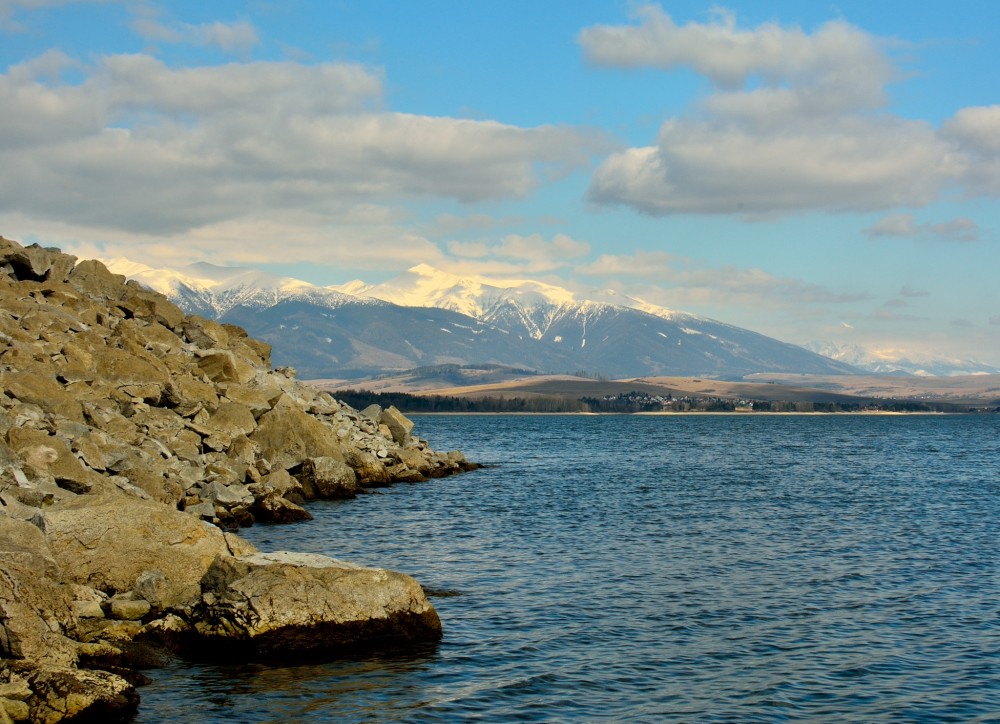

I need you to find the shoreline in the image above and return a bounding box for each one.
[409,410,964,416]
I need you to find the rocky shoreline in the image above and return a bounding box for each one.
[0,237,477,722]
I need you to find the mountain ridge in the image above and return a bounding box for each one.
[105,258,860,379]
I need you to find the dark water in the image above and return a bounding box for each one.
[136,414,1000,722]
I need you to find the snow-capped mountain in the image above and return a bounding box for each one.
[104,259,375,319]
[336,263,688,337]
[104,258,859,379]
[806,342,1000,377]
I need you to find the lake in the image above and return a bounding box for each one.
[135,414,1000,722]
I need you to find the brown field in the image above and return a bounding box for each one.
[314,371,1000,406]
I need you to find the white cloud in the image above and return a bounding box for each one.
[493,233,590,263]
[131,16,259,55]
[580,5,892,106]
[576,250,674,277]
[580,6,982,217]
[941,105,1000,196]
[0,52,605,247]
[866,214,979,242]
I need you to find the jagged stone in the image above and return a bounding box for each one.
[2,661,138,724]
[206,401,257,437]
[191,552,442,658]
[250,396,345,471]
[0,369,83,422]
[380,406,415,445]
[0,514,60,579]
[300,456,358,499]
[342,447,391,486]
[251,492,313,524]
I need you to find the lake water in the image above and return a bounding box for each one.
[135,414,1000,722]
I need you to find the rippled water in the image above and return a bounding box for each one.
[136,414,1000,722]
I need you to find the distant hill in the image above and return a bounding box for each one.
[106,259,859,380]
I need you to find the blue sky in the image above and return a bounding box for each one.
[2,0,998,367]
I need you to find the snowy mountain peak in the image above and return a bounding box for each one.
[806,342,1000,377]
[102,257,372,318]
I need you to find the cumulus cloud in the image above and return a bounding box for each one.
[581,6,892,106]
[0,52,605,257]
[900,285,929,298]
[580,5,984,217]
[866,214,979,241]
[990,315,1000,326]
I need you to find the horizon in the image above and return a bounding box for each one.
[1,1,998,365]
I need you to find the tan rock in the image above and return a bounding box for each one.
[7,662,138,724]
[193,552,442,657]
[0,370,83,423]
[164,375,220,417]
[380,406,415,445]
[44,494,233,609]
[0,559,78,667]
[301,456,358,499]
[250,395,344,471]
[195,349,257,384]
[206,401,257,437]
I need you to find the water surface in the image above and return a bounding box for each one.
[136,414,1000,722]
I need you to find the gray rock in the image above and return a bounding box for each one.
[192,552,442,658]
[380,406,415,446]
[301,457,358,499]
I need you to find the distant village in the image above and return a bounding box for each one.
[334,389,993,414]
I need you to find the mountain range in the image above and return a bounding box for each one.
[106,258,863,380]
[804,342,1000,378]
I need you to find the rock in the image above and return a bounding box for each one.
[0,236,477,698]
[72,600,105,619]
[2,662,138,724]
[109,598,151,622]
[0,514,60,579]
[360,404,382,422]
[300,457,358,499]
[342,447,391,486]
[44,495,233,609]
[0,559,79,668]
[251,492,314,524]
[194,349,257,385]
[250,396,345,472]
[191,552,442,658]
[380,406,415,446]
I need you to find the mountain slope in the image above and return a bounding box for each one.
[107,259,858,379]
[348,265,858,377]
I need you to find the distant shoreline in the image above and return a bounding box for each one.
[409,410,961,416]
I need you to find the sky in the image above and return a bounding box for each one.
[2,0,999,367]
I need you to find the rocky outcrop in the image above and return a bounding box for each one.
[0,237,478,721]
[188,552,441,658]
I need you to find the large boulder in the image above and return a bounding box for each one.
[250,396,344,471]
[380,406,415,446]
[190,552,442,658]
[43,495,234,609]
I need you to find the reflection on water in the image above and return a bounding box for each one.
[136,415,1000,722]
[139,643,442,722]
